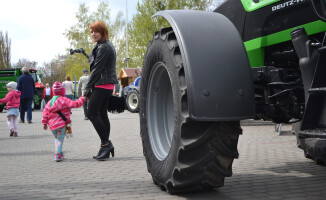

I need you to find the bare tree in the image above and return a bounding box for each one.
[14,58,38,69]
[0,31,11,69]
[38,62,52,85]
[38,56,66,86]
[50,55,66,83]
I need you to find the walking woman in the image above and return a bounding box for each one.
[85,21,118,161]
[63,76,74,100]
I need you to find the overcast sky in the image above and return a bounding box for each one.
[0,0,138,66]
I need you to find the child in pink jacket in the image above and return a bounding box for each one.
[42,81,85,162]
[0,82,21,137]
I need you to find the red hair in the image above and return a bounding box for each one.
[90,21,109,42]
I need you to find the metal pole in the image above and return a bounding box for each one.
[126,0,129,68]
[74,74,77,99]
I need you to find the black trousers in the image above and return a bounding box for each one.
[83,100,88,117]
[44,95,51,104]
[20,98,33,122]
[87,88,113,145]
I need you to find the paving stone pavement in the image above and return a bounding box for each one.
[0,108,325,200]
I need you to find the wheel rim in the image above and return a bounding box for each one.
[147,62,174,161]
[128,93,138,110]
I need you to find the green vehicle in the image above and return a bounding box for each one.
[139,0,326,193]
[0,68,44,112]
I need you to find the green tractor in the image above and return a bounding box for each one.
[139,0,326,193]
[0,68,44,112]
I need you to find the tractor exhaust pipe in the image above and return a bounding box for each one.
[291,28,309,59]
[291,27,319,102]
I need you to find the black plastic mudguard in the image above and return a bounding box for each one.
[154,10,255,121]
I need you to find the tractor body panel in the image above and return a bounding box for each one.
[216,0,326,67]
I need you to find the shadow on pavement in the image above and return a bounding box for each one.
[0,167,325,199]
[258,161,325,174]
[177,170,326,199]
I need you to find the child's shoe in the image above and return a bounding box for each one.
[10,129,14,137]
[13,132,18,137]
[54,153,63,162]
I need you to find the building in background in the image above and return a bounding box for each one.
[118,68,142,89]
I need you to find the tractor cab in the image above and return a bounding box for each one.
[29,69,43,89]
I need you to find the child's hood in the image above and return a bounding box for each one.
[11,90,21,98]
[49,96,65,113]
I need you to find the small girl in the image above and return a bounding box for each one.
[0,82,21,137]
[42,81,85,162]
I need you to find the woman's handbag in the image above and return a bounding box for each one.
[107,95,125,113]
[86,88,125,113]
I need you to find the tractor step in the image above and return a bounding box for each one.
[299,129,326,139]
[300,31,326,131]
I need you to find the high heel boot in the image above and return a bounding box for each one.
[96,140,114,161]
[93,146,103,159]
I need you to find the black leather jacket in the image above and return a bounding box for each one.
[85,40,118,94]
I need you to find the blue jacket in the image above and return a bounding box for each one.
[17,73,35,99]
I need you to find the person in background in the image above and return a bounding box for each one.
[85,20,118,161]
[42,83,53,104]
[0,82,21,137]
[17,67,35,124]
[78,69,89,120]
[63,76,74,100]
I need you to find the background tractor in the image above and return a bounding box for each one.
[0,68,44,112]
[139,0,326,193]
[122,76,141,113]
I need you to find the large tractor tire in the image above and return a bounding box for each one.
[293,122,326,165]
[126,90,139,113]
[301,138,326,165]
[139,27,242,193]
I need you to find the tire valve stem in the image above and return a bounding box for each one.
[154,87,159,92]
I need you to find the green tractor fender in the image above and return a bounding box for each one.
[153,10,255,120]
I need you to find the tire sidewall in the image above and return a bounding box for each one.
[140,37,183,185]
